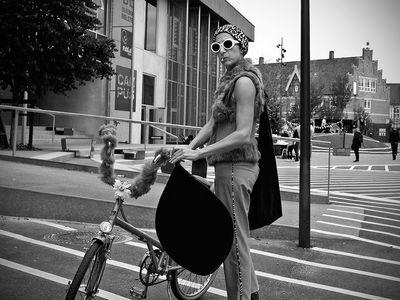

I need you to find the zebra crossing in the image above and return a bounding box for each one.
[278,165,400,201]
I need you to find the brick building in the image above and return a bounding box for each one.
[387,83,400,130]
[255,46,391,142]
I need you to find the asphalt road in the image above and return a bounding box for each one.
[0,151,399,299]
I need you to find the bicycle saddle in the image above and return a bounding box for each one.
[155,163,233,276]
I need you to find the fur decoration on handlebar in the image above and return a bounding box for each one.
[98,124,170,199]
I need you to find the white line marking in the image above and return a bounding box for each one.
[28,219,77,231]
[331,204,400,217]
[328,193,400,204]
[311,229,400,249]
[311,247,400,265]
[254,270,391,300]
[0,230,225,297]
[330,201,400,216]
[329,197,400,208]
[0,258,131,300]
[385,165,389,172]
[322,214,400,229]
[127,237,395,298]
[317,221,400,238]
[250,249,400,282]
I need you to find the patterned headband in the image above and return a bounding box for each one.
[213,24,249,56]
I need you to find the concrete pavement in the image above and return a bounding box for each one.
[0,143,398,238]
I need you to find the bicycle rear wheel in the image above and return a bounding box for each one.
[170,268,218,300]
[65,240,107,300]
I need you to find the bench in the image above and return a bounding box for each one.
[123,149,146,160]
[61,137,95,158]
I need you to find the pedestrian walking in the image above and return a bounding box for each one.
[389,127,400,160]
[170,24,280,300]
[351,127,363,162]
[292,127,300,161]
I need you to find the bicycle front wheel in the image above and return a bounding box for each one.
[170,268,218,300]
[65,240,107,300]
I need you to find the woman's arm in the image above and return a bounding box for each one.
[170,76,256,162]
[188,117,214,150]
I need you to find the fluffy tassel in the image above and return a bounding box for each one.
[98,124,170,199]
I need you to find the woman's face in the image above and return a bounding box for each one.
[213,32,243,69]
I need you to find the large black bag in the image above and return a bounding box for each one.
[155,163,234,276]
[249,101,282,230]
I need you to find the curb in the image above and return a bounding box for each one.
[0,185,300,240]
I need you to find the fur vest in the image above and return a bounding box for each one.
[207,59,265,165]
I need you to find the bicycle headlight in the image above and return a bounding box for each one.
[99,221,113,233]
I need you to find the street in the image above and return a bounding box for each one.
[0,152,399,299]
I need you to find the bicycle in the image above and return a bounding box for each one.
[65,125,218,300]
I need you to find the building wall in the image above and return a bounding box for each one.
[2,0,253,144]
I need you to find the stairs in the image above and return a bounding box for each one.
[4,125,95,146]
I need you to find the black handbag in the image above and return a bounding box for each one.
[155,163,234,276]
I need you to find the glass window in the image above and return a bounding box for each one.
[145,0,157,51]
[142,74,155,105]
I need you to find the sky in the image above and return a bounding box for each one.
[227,0,400,83]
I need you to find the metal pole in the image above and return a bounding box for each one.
[299,0,311,248]
[129,0,135,144]
[327,145,331,203]
[12,110,19,156]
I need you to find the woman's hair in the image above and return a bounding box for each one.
[213,24,249,56]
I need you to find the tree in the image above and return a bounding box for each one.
[329,74,352,120]
[259,66,283,133]
[286,78,325,124]
[0,0,117,145]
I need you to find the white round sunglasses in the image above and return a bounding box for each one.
[210,38,240,53]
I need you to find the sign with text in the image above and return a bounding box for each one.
[120,29,132,59]
[115,65,136,112]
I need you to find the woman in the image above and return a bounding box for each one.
[170,24,264,300]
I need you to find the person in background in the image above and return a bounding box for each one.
[351,127,363,162]
[389,127,400,160]
[170,24,264,300]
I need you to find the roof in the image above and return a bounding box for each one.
[199,0,255,41]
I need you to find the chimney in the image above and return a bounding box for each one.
[362,47,373,60]
[259,57,264,65]
[329,51,334,60]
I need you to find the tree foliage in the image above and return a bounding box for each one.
[0,0,117,102]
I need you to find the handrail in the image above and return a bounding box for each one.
[273,135,332,203]
[149,124,179,144]
[0,105,202,131]
[0,104,201,155]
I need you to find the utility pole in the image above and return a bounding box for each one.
[299,0,311,248]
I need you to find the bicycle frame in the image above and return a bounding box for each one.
[92,195,181,276]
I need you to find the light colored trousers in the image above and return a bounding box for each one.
[214,162,259,300]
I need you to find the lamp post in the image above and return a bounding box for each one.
[276,38,286,122]
[276,37,287,67]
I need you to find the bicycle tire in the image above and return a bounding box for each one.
[170,268,218,300]
[65,240,107,300]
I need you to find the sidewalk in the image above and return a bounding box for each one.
[0,144,398,239]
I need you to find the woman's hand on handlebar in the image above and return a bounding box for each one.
[169,146,202,164]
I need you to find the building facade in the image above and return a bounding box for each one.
[387,83,400,130]
[1,0,253,144]
[256,46,391,141]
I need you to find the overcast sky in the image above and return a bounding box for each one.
[227,0,400,83]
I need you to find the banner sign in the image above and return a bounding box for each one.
[120,29,132,59]
[115,65,136,112]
